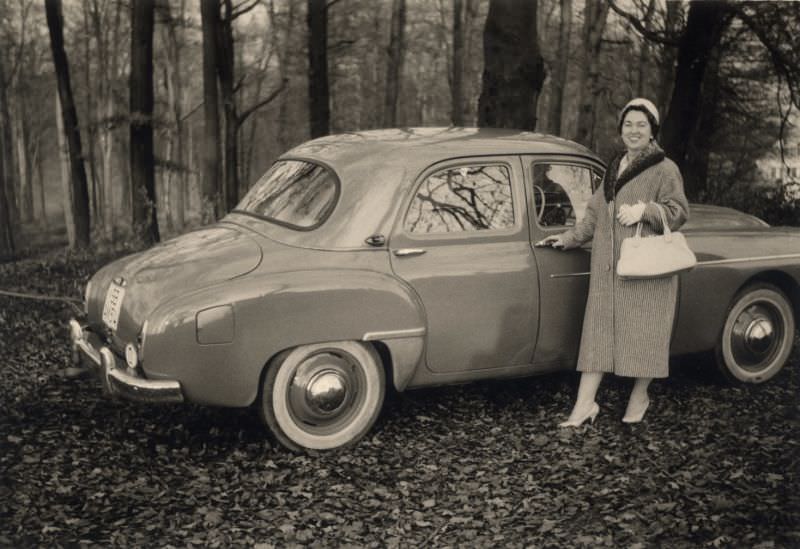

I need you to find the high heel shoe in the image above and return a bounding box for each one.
[558,402,600,428]
[622,399,650,424]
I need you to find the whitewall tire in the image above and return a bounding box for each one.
[259,341,385,451]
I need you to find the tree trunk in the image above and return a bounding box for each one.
[573,0,609,148]
[656,1,682,116]
[684,47,722,201]
[451,0,464,126]
[129,0,159,245]
[162,0,186,231]
[200,0,222,221]
[0,51,19,231]
[383,0,406,127]
[82,1,100,225]
[661,0,730,195]
[56,94,76,247]
[14,97,34,223]
[91,0,122,239]
[33,138,48,229]
[0,145,13,260]
[307,0,330,138]
[46,0,91,248]
[273,0,296,150]
[477,0,546,130]
[546,0,572,135]
[88,0,109,235]
[219,0,239,212]
[0,57,13,259]
[635,0,657,97]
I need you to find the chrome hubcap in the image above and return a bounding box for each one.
[744,318,774,354]
[287,351,364,434]
[306,370,347,413]
[731,303,782,371]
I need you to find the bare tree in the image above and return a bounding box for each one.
[200,0,222,221]
[451,0,464,126]
[661,1,732,197]
[573,0,609,148]
[45,0,91,248]
[130,0,159,244]
[308,0,329,138]
[383,0,406,127]
[160,0,187,231]
[546,0,572,136]
[0,55,14,260]
[477,0,546,130]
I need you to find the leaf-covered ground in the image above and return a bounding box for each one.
[1,251,799,547]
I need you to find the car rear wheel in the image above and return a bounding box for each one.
[715,283,795,383]
[259,341,385,451]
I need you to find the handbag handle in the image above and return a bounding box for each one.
[634,203,672,241]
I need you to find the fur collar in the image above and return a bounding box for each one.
[602,141,666,202]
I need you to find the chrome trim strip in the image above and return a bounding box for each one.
[550,272,591,279]
[696,253,800,267]
[363,328,426,341]
[549,253,800,278]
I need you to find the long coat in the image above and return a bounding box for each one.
[561,144,689,378]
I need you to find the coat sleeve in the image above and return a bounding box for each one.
[559,186,604,249]
[641,159,689,232]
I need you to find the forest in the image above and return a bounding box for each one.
[0,0,799,259]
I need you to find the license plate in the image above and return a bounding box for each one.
[102,282,126,331]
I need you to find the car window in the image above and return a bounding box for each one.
[235,160,338,230]
[405,164,514,234]
[532,163,594,227]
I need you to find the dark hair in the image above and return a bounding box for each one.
[618,105,659,136]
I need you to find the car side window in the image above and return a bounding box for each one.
[532,163,594,227]
[405,164,514,234]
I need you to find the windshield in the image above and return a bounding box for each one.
[235,160,339,230]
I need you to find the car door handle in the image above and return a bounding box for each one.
[393,248,427,257]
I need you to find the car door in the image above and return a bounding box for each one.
[389,156,538,374]
[524,156,603,368]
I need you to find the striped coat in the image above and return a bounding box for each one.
[560,145,689,378]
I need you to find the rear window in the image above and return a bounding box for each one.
[235,160,339,230]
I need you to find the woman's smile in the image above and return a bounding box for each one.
[621,110,652,151]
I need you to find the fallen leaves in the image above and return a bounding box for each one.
[1,251,799,546]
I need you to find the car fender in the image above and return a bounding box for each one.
[142,269,426,406]
[672,231,800,355]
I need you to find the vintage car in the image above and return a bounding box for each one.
[69,128,800,451]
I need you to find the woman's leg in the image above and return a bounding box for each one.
[561,372,603,424]
[623,377,652,422]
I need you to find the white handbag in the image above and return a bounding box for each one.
[616,203,696,279]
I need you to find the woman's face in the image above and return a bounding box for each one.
[621,109,652,153]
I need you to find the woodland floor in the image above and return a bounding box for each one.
[0,249,798,548]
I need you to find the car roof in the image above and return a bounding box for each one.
[282,127,601,171]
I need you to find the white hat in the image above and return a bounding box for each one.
[620,98,659,125]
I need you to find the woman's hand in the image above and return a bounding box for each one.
[535,234,567,249]
[617,201,646,226]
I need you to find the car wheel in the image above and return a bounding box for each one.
[259,341,385,451]
[715,283,795,383]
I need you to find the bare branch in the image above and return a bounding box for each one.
[326,0,345,10]
[231,0,261,20]
[237,78,288,125]
[608,0,680,47]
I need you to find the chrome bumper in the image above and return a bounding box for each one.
[68,319,184,404]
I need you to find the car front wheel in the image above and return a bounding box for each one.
[715,283,796,383]
[259,341,385,451]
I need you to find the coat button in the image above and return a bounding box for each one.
[605,264,611,272]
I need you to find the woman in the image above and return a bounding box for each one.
[538,98,689,426]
